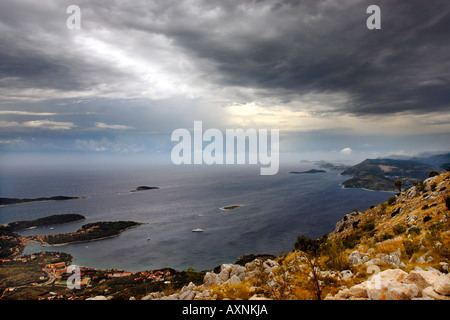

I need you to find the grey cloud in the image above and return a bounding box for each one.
[0,0,449,157]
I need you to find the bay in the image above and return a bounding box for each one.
[0,163,393,272]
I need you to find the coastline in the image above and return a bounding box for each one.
[25,223,146,247]
[0,196,87,207]
[338,182,396,193]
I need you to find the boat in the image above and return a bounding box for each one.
[147,233,150,241]
[192,228,204,232]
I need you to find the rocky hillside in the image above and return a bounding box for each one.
[88,172,450,301]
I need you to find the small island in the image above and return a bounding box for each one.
[0,196,85,206]
[220,205,241,210]
[28,221,145,246]
[289,169,326,174]
[7,214,86,231]
[130,186,160,192]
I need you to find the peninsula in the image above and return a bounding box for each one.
[7,214,85,231]
[289,169,326,174]
[0,196,85,207]
[29,221,144,246]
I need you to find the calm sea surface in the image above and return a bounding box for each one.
[0,163,393,272]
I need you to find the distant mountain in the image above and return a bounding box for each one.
[341,158,441,191]
[411,152,450,169]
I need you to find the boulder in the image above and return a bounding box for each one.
[364,258,380,266]
[335,212,358,233]
[387,281,419,300]
[348,282,368,299]
[334,282,368,300]
[366,269,409,300]
[249,294,270,300]
[340,270,353,281]
[380,249,402,267]
[179,290,196,300]
[159,293,180,300]
[262,259,279,274]
[230,264,247,280]
[204,272,220,287]
[348,251,362,266]
[218,264,233,282]
[141,292,162,300]
[86,295,107,300]
[227,274,242,285]
[404,271,433,295]
[434,274,450,296]
[422,286,450,300]
[334,288,351,300]
[413,269,441,286]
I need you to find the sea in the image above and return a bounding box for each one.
[0,162,393,272]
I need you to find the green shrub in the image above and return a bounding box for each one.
[387,196,397,205]
[414,181,425,192]
[322,238,348,271]
[426,222,443,244]
[360,221,375,232]
[375,233,393,242]
[402,239,421,258]
[429,171,439,178]
[342,232,362,249]
[408,227,421,236]
[294,234,326,255]
[393,224,407,235]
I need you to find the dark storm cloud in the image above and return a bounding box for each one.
[0,0,449,117]
[137,0,450,115]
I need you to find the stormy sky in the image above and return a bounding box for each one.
[1,0,449,165]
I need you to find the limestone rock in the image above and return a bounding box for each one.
[380,249,402,267]
[364,258,380,266]
[348,251,362,266]
[227,274,242,285]
[348,282,368,299]
[404,271,433,295]
[142,292,162,300]
[249,294,270,300]
[340,270,353,281]
[86,295,107,300]
[387,281,419,300]
[413,269,441,286]
[422,286,450,300]
[204,272,220,287]
[335,212,359,233]
[366,269,410,300]
[434,274,450,296]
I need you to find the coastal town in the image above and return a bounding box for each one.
[0,250,181,300]
[0,221,189,300]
